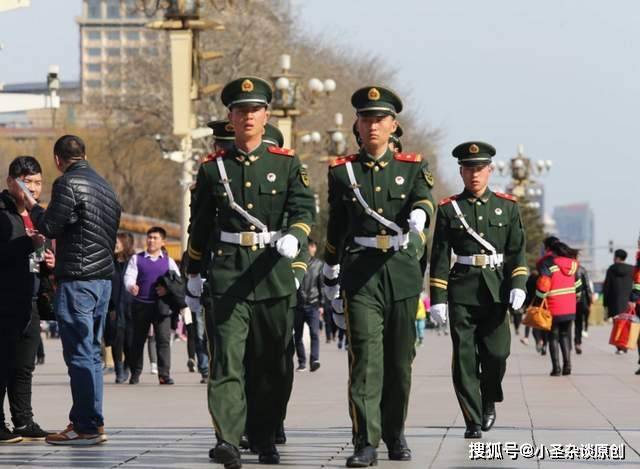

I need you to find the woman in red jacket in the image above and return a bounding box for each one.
[534,240,579,376]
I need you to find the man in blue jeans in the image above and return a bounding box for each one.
[26,135,121,445]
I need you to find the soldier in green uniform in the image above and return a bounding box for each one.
[186,77,315,468]
[429,142,528,439]
[324,86,435,467]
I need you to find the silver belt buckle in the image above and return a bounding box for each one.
[239,232,256,247]
[376,235,391,250]
[473,254,488,266]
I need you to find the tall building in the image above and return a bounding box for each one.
[553,203,596,275]
[76,0,164,102]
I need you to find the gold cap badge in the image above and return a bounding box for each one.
[224,123,234,132]
[241,79,254,92]
[469,144,480,154]
[368,87,381,101]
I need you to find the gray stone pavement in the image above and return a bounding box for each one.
[2,323,640,468]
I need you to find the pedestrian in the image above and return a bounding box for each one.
[26,135,121,445]
[574,256,593,354]
[186,76,315,467]
[109,232,135,383]
[323,86,435,466]
[532,240,579,376]
[630,243,640,374]
[416,293,427,346]
[124,227,180,385]
[603,249,634,320]
[294,239,324,372]
[0,156,52,443]
[429,141,528,439]
[182,251,209,384]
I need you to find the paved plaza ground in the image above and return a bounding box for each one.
[2,322,639,468]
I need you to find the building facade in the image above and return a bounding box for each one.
[553,203,596,275]
[77,0,164,102]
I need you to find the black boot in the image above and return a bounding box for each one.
[257,444,280,464]
[464,424,482,439]
[549,335,561,376]
[274,422,286,445]
[387,435,411,461]
[560,334,572,375]
[212,441,242,469]
[115,363,126,384]
[346,445,377,467]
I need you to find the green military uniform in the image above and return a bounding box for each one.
[325,86,435,456]
[429,141,528,437]
[187,77,315,453]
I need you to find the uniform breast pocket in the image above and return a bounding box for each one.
[449,218,466,241]
[488,217,509,245]
[214,185,230,206]
[387,186,409,206]
[259,182,287,211]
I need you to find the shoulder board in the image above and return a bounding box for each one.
[394,152,422,163]
[202,151,219,164]
[330,154,358,168]
[267,146,295,157]
[438,195,458,206]
[494,191,517,202]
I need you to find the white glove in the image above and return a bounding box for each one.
[295,278,300,290]
[276,234,299,259]
[187,274,204,297]
[430,303,448,326]
[408,208,427,234]
[510,288,526,310]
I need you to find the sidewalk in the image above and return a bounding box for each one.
[1,323,639,468]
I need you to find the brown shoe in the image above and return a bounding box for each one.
[46,423,107,446]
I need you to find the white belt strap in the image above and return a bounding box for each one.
[456,254,504,267]
[216,157,269,248]
[220,230,281,247]
[345,161,407,251]
[451,199,502,267]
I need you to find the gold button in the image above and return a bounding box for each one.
[480,249,486,254]
[499,222,503,227]
[251,245,257,251]
[382,249,388,253]
[247,203,254,209]
[377,208,383,214]
[381,229,387,235]
[476,201,481,206]
[375,186,381,192]
[245,181,252,188]
[400,194,406,199]
[217,249,223,256]
[374,166,380,172]
[250,225,256,231]
[244,161,250,166]
[272,189,277,194]
[478,216,483,220]
[480,232,485,237]
[352,197,357,202]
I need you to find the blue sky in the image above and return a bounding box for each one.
[0,1,637,276]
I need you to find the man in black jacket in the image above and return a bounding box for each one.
[0,156,53,443]
[294,239,324,372]
[603,249,634,320]
[25,135,121,446]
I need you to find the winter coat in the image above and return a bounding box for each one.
[603,262,634,317]
[535,255,578,320]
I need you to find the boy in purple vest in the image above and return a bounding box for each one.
[124,227,180,384]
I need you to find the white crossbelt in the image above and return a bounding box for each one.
[451,199,503,268]
[220,230,282,247]
[345,161,408,251]
[455,254,504,267]
[215,156,271,248]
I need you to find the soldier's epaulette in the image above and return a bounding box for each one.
[494,191,517,202]
[330,154,358,168]
[394,152,422,163]
[202,151,221,164]
[438,195,458,206]
[267,146,295,157]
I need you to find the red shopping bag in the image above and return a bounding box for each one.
[609,306,640,350]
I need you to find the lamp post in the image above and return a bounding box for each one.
[270,54,336,149]
[494,144,551,214]
[298,112,348,160]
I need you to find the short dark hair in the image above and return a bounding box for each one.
[54,135,86,162]
[8,156,42,178]
[615,249,628,261]
[543,236,559,250]
[147,226,167,239]
[308,238,317,247]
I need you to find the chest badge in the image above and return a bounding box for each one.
[395,176,405,185]
[266,172,277,182]
[495,208,503,215]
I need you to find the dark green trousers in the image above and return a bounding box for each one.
[344,274,417,448]
[205,294,293,448]
[449,302,510,426]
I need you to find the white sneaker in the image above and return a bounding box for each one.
[520,337,529,345]
[582,331,589,338]
[150,362,158,375]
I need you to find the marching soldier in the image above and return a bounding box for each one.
[186,77,315,468]
[429,142,527,438]
[324,86,435,467]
